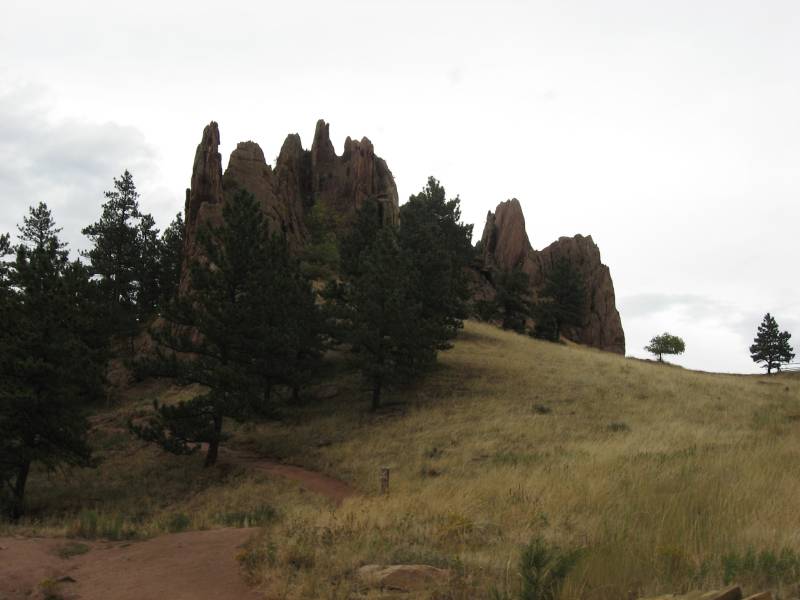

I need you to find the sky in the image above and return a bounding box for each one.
[1,0,798,373]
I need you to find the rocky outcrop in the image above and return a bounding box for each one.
[181,119,399,288]
[478,199,626,354]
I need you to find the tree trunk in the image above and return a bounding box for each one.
[264,381,272,403]
[292,384,300,404]
[372,379,382,411]
[10,460,31,521]
[204,414,223,467]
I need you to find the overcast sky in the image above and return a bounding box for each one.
[2,0,798,373]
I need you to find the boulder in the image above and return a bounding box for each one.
[357,564,451,592]
[639,585,743,600]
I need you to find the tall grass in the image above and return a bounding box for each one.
[237,321,800,599]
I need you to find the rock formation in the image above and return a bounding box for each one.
[478,199,625,354]
[182,119,399,289]
[180,119,624,354]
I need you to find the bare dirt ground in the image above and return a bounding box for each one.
[0,452,355,600]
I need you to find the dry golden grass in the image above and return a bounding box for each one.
[9,320,800,599]
[236,321,800,599]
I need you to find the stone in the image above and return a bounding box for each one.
[357,564,451,592]
[477,199,626,354]
[742,593,772,600]
[181,119,399,291]
[639,586,744,600]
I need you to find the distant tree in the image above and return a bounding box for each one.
[158,212,185,306]
[750,313,794,374]
[331,199,434,409]
[133,190,321,466]
[533,257,585,342]
[496,267,532,333]
[399,176,474,347]
[0,204,105,520]
[645,332,686,362]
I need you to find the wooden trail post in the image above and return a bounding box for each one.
[380,466,390,495]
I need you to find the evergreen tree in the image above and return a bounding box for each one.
[135,213,163,322]
[82,170,143,342]
[534,258,586,342]
[496,267,532,333]
[159,213,185,305]
[399,177,474,348]
[645,332,686,362]
[332,200,434,409]
[750,313,795,374]
[0,205,105,520]
[133,190,321,466]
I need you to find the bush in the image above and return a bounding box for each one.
[519,537,582,600]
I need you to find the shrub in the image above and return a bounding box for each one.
[519,537,582,600]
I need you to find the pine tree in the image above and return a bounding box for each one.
[135,213,163,322]
[159,213,184,306]
[399,176,474,348]
[750,313,795,374]
[496,267,532,333]
[133,190,321,466]
[333,200,434,409]
[0,204,105,519]
[82,170,143,343]
[534,257,586,342]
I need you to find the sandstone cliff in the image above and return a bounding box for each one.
[479,199,625,354]
[182,119,399,288]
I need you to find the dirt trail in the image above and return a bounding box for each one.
[219,446,356,503]
[0,451,356,599]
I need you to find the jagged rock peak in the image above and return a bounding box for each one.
[311,119,336,165]
[477,199,625,355]
[480,198,532,271]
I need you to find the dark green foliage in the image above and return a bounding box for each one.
[82,170,143,341]
[0,204,105,520]
[331,198,438,409]
[133,190,322,465]
[300,202,341,279]
[159,212,185,306]
[750,313,794,374]
[496,268,532,333]
[135,213,162,322]
[645,332,686,362]
[533,258,585,342]
[399,176,474,347]
[474,298,499,322]
[491,537,582,600]
[518,538,582,600]
[721,546,800,588]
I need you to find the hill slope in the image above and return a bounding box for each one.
[5,321,800,599]
[237,321,800,598]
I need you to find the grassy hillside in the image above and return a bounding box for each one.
[234,321,800,599]
[8,320,800,599]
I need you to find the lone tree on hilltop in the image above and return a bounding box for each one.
[750,313,794,374]
[645,332,686,362]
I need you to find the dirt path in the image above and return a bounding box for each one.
[219,446,356,503]
[0,451,356,599]
[0,528,259,600]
